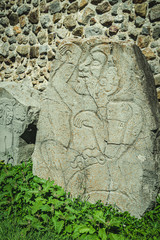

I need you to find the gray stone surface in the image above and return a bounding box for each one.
[17,5,31,16]
[32,38,160,218]
[0,83,39,165]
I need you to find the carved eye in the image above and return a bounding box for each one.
[92,60,101,66]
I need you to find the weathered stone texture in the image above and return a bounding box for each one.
[0,83,39,165]
[33,38,160,218]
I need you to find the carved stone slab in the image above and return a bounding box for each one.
[32,38,160,217]
[0,82,39,165]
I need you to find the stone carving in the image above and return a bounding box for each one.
[0,83,39,165]
[33,38,160,217]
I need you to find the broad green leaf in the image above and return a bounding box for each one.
[48,198,64,209]
[108,233,126,240]
[65,225,73,233]
[73,224,95,238]
[41,214,50,223]
[93,210,106,224]
[109,218,121,227]
[51,216,64,234]
[98,228,107,240]
[40,205,51,212]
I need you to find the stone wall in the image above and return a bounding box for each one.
[0,0,160,96]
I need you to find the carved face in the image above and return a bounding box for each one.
[76,51,106,97]
[5,105,13,125]
[0,105,3,118]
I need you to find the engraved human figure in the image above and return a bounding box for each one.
[73,44,143,160]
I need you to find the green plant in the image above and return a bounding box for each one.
[0,160,160,240]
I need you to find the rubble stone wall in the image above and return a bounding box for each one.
[0,0,160,96]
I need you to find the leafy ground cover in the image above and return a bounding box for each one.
[0,160,160,240]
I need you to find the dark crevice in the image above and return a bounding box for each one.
[20,123,37,144]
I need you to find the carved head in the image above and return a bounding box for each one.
[76,44,120,106]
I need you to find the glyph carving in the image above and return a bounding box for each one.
[0,83,39,165]
[33,38,160,217]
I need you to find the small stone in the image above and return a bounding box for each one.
[0,26,4,34]
[40,15,51,28]
[63,15,76,30]
[29,33,37,45]
[111,4,118,15]
[17,4,31,16]
[2,36,7,42]
[118,34,126,40]
[108,0,118,5]
[11,5,18,12]
[149,4,160,22]
[16,45,29,56]
[5,27,14,37]
[53,13,62,23]
[142,48,156,60]
[40,0,48,13]
[47,50,55,60]
[82,8,95,25]
[23,26,31,35]
[72,26,83,37]
[48,34,54,45]
[61,2,69,12]
[114,15,124,23]
[67,2,78,14]
[37,31,47,45]
[157,48,160,57]
[9,44,16,51]
[8,36,16,44]
[109,25,119,35]
[79,0,88,10]
[19,16,27,28]
[128,28,138,41]
[135,3,147,17]
[32,25,41,35]
[28,9,39,24]
[85,26,102,37]
[122,3,133,13]
[150,41,158,48]
[13,26,21,35]
[8,13,19,26]
[91,0,103,4]
[137,35,150,48]
[48,26,54,33]
[49,1,61,14]
[141,26,150,35]
[30,46,39,58]
[32,0,39,7]
[90,17,96,25]
[16,65,25,74]
[96,2,111,14]
[129,11,135,21]
[100,13,113,27]
[152,25,160,40]
[155,74,160,86]
[121,22,128,31]
[149,0,160,8]
[0,1,5,10]
[37,59,47,67]
[0,43,9,57]
[1,17,9,27]
[17,35,28,44]
[135,16,145,27]
[9,51,16,62]
[57,28,68,38]
[39,45,49,55]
